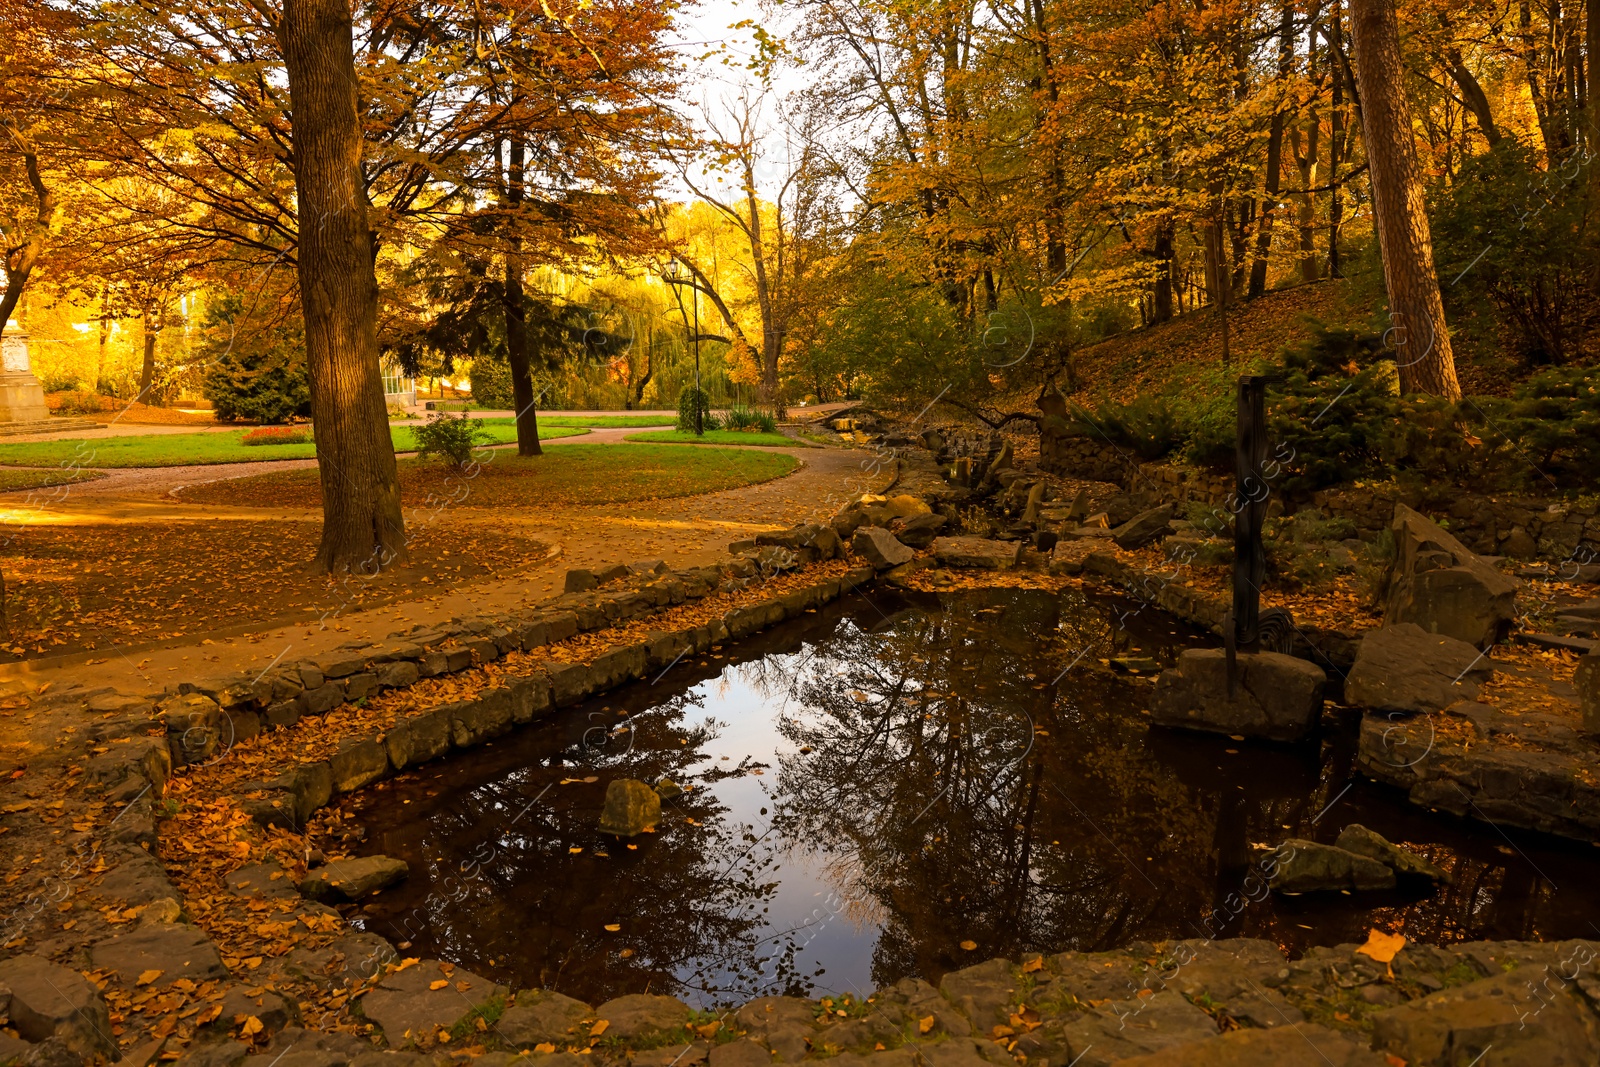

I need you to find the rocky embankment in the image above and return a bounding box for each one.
[9,933,1600,1067]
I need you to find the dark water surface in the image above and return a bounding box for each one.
[349,587,1600,1008]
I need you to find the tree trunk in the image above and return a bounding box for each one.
[1349,0,1461,398]
[1290,119,1321,282]
[138,303,161,403]
[1446,48,1502,146]
[97,297,109,384]
[279,0,407,572]
[503,137,542,456]
[0,152,55,342]
[1152,217,1175,322]
[1249,3,1296,298]
[1329,3,1347,278]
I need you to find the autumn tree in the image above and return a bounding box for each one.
[277,0,405,570]
[1349,0,1461,398]
[674,94,839,412]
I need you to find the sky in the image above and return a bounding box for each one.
[662,0,816,198]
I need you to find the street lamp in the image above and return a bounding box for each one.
[662,258,703,436]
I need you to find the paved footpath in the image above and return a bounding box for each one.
[0,429,893,724]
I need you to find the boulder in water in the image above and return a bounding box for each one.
[599,779,661,836]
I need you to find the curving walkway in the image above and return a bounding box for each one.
[0,424,891,701]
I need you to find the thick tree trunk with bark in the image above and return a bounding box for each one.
[279,0,407,572]
[503,138,542,456]
[1349,0,1461,398]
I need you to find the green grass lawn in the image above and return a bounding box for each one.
[0,467,109,493]
[0,423,590,469]
[624,429,798,447]
[179,444,799,509]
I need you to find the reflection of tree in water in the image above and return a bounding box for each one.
[359,685,800,1005]
[766,588,1222,989]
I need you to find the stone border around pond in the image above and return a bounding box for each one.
[13,503,1600,1067]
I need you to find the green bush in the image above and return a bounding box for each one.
[723,405,777,433]
[40,372,82,393]
[1431,141,1598,366]
[677,385,721,432]
[413,411,487,466]
[200,294,311,423]
[470,355,515,409]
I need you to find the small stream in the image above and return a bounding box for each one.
[349,587,1600,1008]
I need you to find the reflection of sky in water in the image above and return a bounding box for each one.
[354,589,1600,1009]
[676,658,883,1000]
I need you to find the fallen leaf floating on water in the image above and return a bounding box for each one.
[960,940,978,951]
[619,949,635,959]
[1355,928,1407,964]
[569,847,584,854]
[604,924,621,932]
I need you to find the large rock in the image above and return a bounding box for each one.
[591,993,690,1040]
[359,961,501,1047]
[852,527,914,569]
[1110,505,1175,550]
[1384,503,1519,649]
[1268,840,1396,893]
[1114,1024,1388,1066]
[329,737,388,793]
[0,956,115,1058]
[598,778,661,836]
[1150,649,1326,741]
[1371,972,1600,1066]
[1345,623,1493,713]
[891,512,948,549]
[498,990,595,1049]
[1058,990,1220,1065]
[89,923,228,985]
[1334,824,1450,883]
[299,855,409,902]
[931,536,1022,570]
[830,494,930,539]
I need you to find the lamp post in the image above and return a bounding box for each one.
[662,258,703,436]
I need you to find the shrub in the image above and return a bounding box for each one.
[200,294,311,423]
[723,405,777,433]
[413,411,487,466]
[470,355,515,409]
[677,385,721,432]
[1431,141,1598,366]
[241,426,312,446]
[51,390,105,416]
[40,372,83,392]
[1068,396,1184,460]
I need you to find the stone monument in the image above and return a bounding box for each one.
[0,322,51,424]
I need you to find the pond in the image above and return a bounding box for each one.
[348,586,1600,1008]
